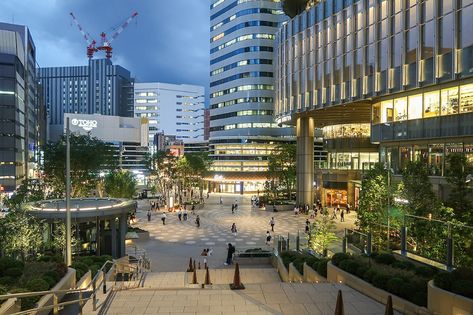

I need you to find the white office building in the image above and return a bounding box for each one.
[134,82,205,153]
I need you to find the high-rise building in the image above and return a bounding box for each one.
[275,0,473,205]
[209,0,293,194]
[133,82,205,153]
[0,22,43,193]
[39,59,134,141]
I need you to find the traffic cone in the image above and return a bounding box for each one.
[204,262,207,269]
[187,258,193,272]
[385,295,394,315]
[230,263,245,290]
[192,268,197,284]
[204,267,212,285]
[334,290,344,315]
[198,262,201,269]
[193,260,196,272]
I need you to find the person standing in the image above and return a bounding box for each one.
[195,215,200,228]
[161,212,167,225]
[183,209,188,221]
[231,203,235,214]
[147,210,151,222]
[305,219,310,234]
[231,223,237,236]
[269,217,275,232]
[234,199,238,211]
[225,243,235,265]
[340,209,345,222]
[219,197,223,204]
[177,209,182,221]
[265,231,272,245]
[191,204,195,215]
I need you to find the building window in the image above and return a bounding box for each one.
[460,84,473,113]
[441,87,459,115]
[394,97,407,121]
[408,94,423,120]
[424,91,440,118]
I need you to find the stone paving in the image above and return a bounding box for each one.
[130,194,356,272]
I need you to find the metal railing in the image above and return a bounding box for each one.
[0,252,151,315]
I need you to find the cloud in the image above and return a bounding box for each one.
[0,0,210,98]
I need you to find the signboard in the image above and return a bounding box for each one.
[71,119,98,131]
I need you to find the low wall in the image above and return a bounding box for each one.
[36,267,76,315]
[76,270,92,289]
[428,280,473,315]
[303,263,327,283]
[288,263,303,282]
[327,262,429,315]
[0,297,20,315]
[233,256,272,265]
[273,256,289,282]
[137,231,150,241]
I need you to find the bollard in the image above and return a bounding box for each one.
[192,269,198,284]
[367,232,372,256]
[342,229,348,254]
[204,267,212,285]
[193,260,196,272]
[230,263,245,290]
[198,262,201,269]
[187,257,193,272]
[334,289,344,315]
[385,295,394,315]
[296,233,300,252]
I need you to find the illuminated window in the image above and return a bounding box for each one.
[424,91,440,118]
[460,84,473,113]
[380,100,393,123]
[136,99,146,104]
[441,87,459,115]
[394,97,407,121]
[408,94,423,120]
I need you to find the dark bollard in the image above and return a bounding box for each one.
[193,260,196,272]
[400,226,407,255]
[198,262,201,269]
[187,257,193,272]
[385,295,394,315]
[334,289,344,315]
[192,269,197,284]
[204,267,212,285]
[230,263,245,290]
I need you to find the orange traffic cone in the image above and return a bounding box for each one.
[334,290,344,315]
[192,268,197,284]
[230,263,245,290]
[204,267,212,285]
[187,257,193,272]
[385,295,394,315]
[193,260,196,272]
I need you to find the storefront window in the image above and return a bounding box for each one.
[394,97,408,121]
[323,124,370,139]
[465,143,473,164]
[381,100,393,122]
[400,146,411,170]
[408,94,423,119]
[441,87,459,115]
[460,84,473,113]
[429,144,444,176]
[424,91,440,117]
[372,102,381,124]
[413,145,428,163]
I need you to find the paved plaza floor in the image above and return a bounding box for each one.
[130,194,356,272]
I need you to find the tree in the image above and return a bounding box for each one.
[357,163,389,230]
[42,134,117,197]
[282,0,311,18]
[4,179,46,210]
[445,153,473,224]
[49,221,79,258]
[267,143,296,199]
[104,170,137,199]
[0,209,43,261]
[308,214,338,257]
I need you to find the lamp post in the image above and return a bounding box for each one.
[65,117,72,266]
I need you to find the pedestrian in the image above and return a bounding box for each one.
[183,209,188,221]
[293,205,299,215]
[147,210,151,222]
[219,197,223,204]
[207,191,210,199]
[177,209,182,221]
[346,203,351,214]
[195,215,200,228]
[225,243,235,265]
[231,223,237,236]
[269,217,275,232]
[191,204,195,215]
[161,212,167,225]
[231,203,235,214]
[336,204,340,213]
[265,231,272,245]
[201,248,208,256]
[332,209,337,220]
[305,219,310,234]
[340,209,345,222]
[234,199,238,211]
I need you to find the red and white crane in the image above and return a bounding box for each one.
[70,11,138,59]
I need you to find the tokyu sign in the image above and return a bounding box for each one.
[71,119,98,131]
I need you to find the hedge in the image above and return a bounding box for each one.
[279,251,327,277]
[434,267,473,299]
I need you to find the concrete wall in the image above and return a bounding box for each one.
[288,263,303,282]
[303,262,327,283]
[0,298,20,315]
[36,267,76,315]
[428,280,473,315]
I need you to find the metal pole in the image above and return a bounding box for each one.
[66,117,72,266]
[447,223,453,271]
[342,228,348,254]
[401,215,407,255]
[387,168,390,250]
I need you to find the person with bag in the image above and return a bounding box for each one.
[231,223,237,236]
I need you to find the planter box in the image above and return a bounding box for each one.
[137,231,150,241]
[0,297,20,315]
[327,262,429,315]
[233,256,272,265]
[272,256,289,282]
[303,262,327,283]
[288,263,303,282]
[428,280,473,315]
[36,267,76,315]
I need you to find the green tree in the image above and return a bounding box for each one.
[267,143,296,199]
[0,210,43,261]
[282,0,311,18]
[104,170,137,199]
[49,221,79,258]
[4,179,46,210]
[42,134,117,197]
[308,214,339,257]
[445,153,473,224]
[357,163,389,230]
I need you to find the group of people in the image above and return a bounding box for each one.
[250,195,260,207]
[231,200,238,214]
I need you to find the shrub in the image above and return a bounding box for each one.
[451,280,473,299]
[433,272,454,291]
[339,259,360,275]
[363,269,378,283]
[44,271,60,283]
[415,266,437,278]
[373,253,396,265]
[0,276,15,287]
[371,273,390,290]
[391,260,415,270]
[331,253,350,266]
[0,284,7,295]
[55,262,68,278]
[71,262,88,273]
[76,257,94,266]
[5,267,23,278]
[316,260,328,278]
[386,277,404,296]
[10,288,38,311]
[452,267,473,281]
[305,256,319,267]
[0,258,24,275]
[355,265,368,278]
[26,278,49,292]
[89,264,102,278]
[292,259,304,274]
[42,275,56,289]
[412,291,427,307]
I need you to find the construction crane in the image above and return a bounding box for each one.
[70,11,138,59]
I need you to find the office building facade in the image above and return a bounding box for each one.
[39,59,134,141]
[0,22,43,193]
[275,0,473,205]
[134,82,205,153]
[209,0,294,194]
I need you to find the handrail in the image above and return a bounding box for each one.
[0,287,89,300]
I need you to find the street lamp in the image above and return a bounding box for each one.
[65,117,72,266]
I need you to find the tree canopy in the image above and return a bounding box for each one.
[267,143,296,199]
[104,170,137,199]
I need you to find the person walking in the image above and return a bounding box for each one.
[305,219,310,234]
[265,231,272,245]
[231,223,237,236]
[177,209,182,221]
[340,209,345,222]
[219,197,223,205]
[225,243,235,265]
[161,212,167,225]
[269,217,275,232]
[231,203,235,214]
[183,209,188,221]
[195,215,200,228]
[191,204,195,215]
[147,210,151,222]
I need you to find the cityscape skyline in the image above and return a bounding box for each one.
[0,0,210,89]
